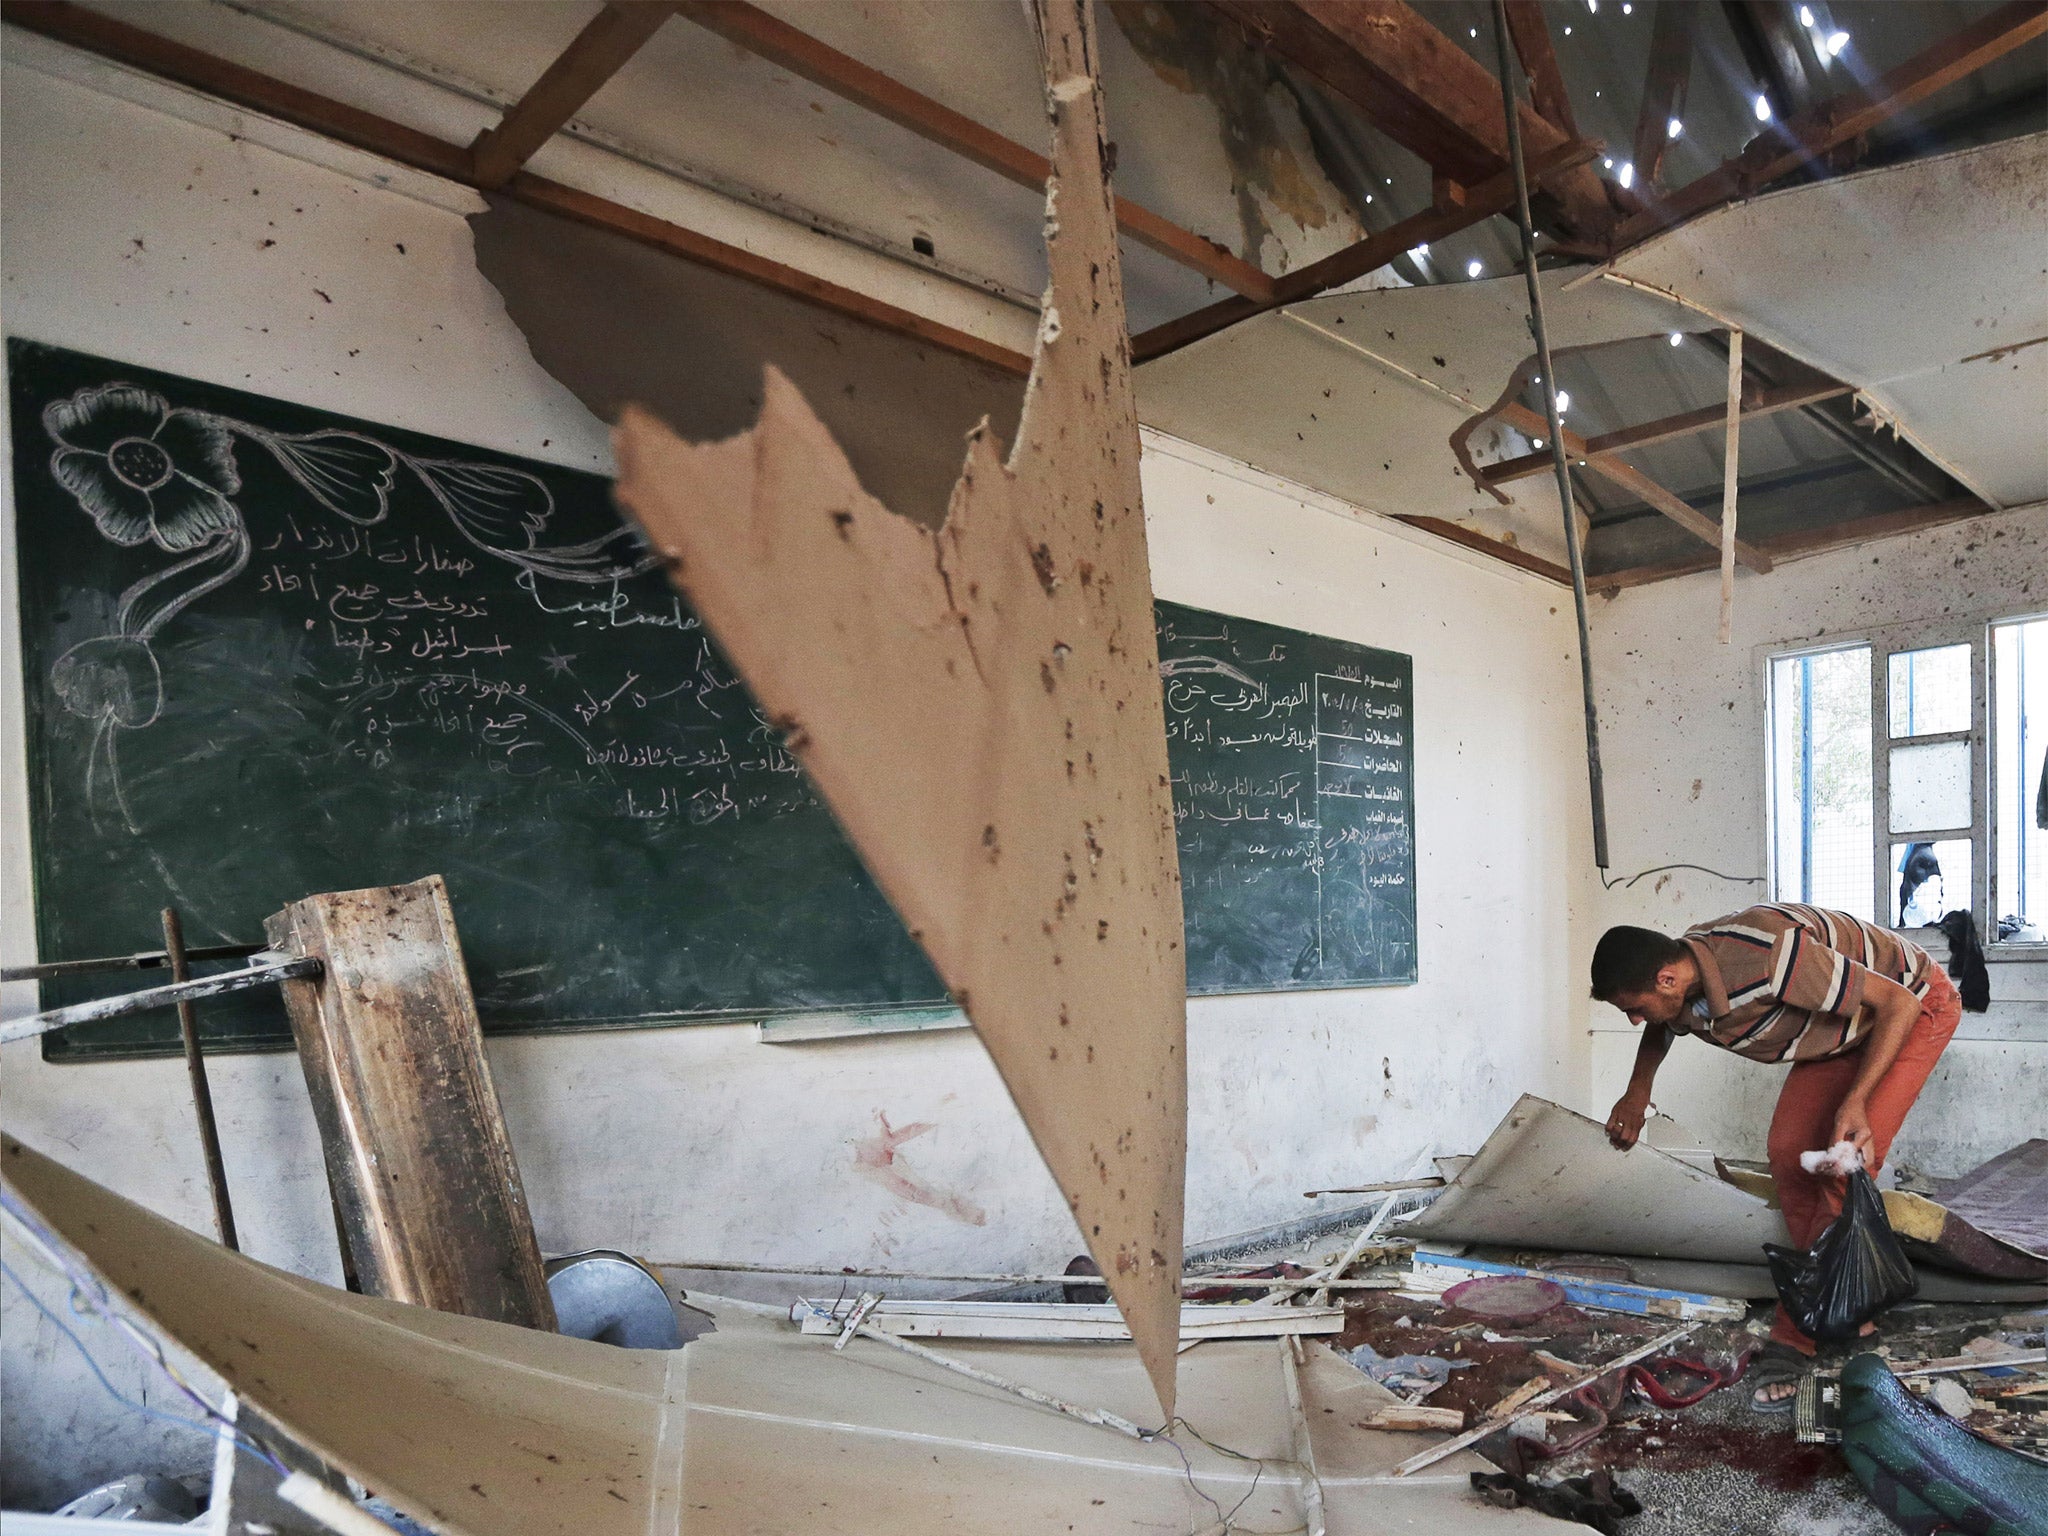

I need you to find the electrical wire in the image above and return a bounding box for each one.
[1599,862,1765,890]
[1142,1414,1303,1536]
[1,1258,285,1474]
[0,1188,287,1474]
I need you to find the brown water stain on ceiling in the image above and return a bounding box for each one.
[1109,1,1363,269]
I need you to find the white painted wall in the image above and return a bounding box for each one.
[0,53,1593,1506]
[1584,508,2048,1177]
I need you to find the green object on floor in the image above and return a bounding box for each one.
[1837,1353,2048,1535]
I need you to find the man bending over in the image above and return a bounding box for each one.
[1590,903,1960,1411]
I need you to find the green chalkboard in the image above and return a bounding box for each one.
[10,343,1415,1060]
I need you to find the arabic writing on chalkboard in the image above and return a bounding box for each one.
[12,343,1416,1059]
[1156,610,1417,990]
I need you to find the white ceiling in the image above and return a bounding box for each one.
[1138,269,1716,565]
[1608,130,2048,511]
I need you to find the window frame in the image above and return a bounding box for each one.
[1761,609,2048,957]
[1988,608,2048,951]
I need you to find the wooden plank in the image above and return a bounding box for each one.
[1614,0,2048,249]
[1481,377,1851,488]
[1630,0,1696,188]
[469,1,677,189]
[675,0,1275,301]
[1210,0,1616,238]
[1391,1323,1699,1477]
[0,1,1033,378]
[267,876,555,1330]
[1132,137,1596,363]
[0,0,472,179]
[1357,1403,1465,1432]
[1585,497,1988,593]
[1390,516,1572,585]
[611,0,1187,1418]
[505,173,1029,375]
[1496,402,1773,572]
[793,1298,1345,1342]
[1727,0,1824,121]
[1209,0,1502,184]
[1718,329,1743,642]
[1504,0,1578,139]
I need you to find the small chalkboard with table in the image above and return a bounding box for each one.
[7,341,1416,1058]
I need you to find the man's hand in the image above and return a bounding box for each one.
[1605,1093,1650,1150]
[1831,1095,1875,1162]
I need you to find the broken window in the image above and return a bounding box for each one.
[1768,644,1874,920]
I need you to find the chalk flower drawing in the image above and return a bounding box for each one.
[45,384,242,552]
[40,375,656,860]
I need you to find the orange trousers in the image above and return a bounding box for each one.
[1765,966,1962,1353]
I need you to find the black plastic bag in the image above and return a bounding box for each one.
[1763,1169,1918,1341]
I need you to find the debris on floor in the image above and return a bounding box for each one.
[12,1114,2045,1536]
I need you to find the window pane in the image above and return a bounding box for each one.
[1993,617,2048,941]
[1769,647,1873,919]
[1888,644,1972,737]
[1890,740,1972,832]
[1894,839,1969,927]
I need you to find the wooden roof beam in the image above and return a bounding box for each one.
[0,1,1033,377]
[1586,497,1988,593]
[1481,375,1851,489]
[1210,0,1619,240]
[469,2,677,189]
[1495,402,1773,573]
[673,1,1275,302]
[1614,0,2048,250]
[1132,136,1596,364]
[1630,0,1696,189]
[1504,0,1579,140]
[1209,0,1502,183]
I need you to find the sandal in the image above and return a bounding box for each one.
[1747,1341,1811,1414]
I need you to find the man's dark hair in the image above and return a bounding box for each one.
[1590,926,1689,1001]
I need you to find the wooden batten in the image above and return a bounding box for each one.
[267,876,556,1331]
[611,0,1188,1417]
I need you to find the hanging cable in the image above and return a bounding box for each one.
[1490,0,1611,870]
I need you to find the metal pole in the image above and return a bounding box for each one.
[3,941,266,983]
[0,957,321,1044]
[163,908,239,1252]
[1490,0,1608,868]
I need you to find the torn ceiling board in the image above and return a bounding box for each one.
[1718,1156,2047,1282]
[470,193,1027,528]
[2,1136,672,1536]
[1931,1138,2048,1262]
[238,0,1368,328]
[1136,269,1715,565]
[1608,130,2048,508]
[1399,1095,1795,1265]
[4,1136,1552,1535]
[609,0,1188,1417]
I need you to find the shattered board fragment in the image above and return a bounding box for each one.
[610,0,1187,1415]
[1401,1096,1793,1264]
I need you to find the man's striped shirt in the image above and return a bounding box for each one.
[1679,903,1934,1063]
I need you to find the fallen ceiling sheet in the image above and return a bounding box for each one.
[1607,130,2048,509]
[1399,1094,1795,1265]
[1588,1255,2048,1306]
[1716,1157,2048,1283]
[2,1135,673,1536]
[609,0,1188,1416]
[469,194,1027,530]
[1927,1138,2048,1264]
[2,1136,1552,1535]
[1137,269,1714,565]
